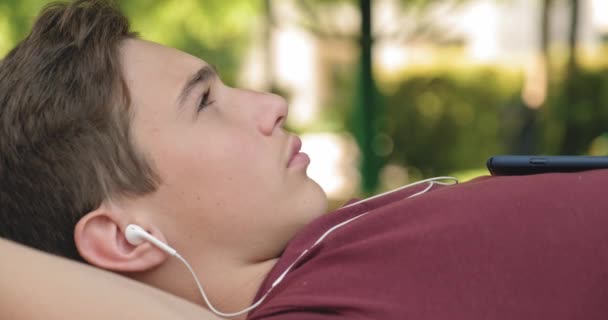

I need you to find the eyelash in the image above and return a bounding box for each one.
[197,88,213,112]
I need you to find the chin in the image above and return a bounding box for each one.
[307,179,329,216]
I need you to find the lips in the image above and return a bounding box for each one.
[287,135,310,168]
[290,136,302,157]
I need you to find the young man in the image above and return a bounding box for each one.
[2,1,608,319]
[0,0,326,316]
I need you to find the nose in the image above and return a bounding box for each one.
[255,91,288,136]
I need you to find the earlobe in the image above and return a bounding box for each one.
[74,206,169,272]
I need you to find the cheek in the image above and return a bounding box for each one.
[155,131,272,200]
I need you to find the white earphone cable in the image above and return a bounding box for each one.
[175,253,269,318]
[174,176,458,318]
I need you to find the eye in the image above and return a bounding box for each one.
[197,88,213,112]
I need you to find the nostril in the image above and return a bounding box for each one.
[276,115,286,129]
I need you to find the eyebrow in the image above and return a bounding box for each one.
[176,64,218,107]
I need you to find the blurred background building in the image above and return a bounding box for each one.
[2,0,608,206]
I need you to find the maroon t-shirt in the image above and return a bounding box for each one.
[247,170,608,319]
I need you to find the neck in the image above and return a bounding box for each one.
[133,251,279,320]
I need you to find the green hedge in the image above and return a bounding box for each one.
[331,64,608,180]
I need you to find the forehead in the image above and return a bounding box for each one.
[119,39,205,108]
[120,39,203,76]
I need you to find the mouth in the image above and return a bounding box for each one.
[287,135,310,168]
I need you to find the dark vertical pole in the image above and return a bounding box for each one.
[561,0,580,154]
[541,0,552,66]
[355,0,379,194]
[566,0,580,77]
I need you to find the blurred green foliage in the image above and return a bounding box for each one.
[326,62,521,177]
[324,57,608,180]
[0,0,261,85]
[544,66,608,155]
[383,67,519,176]
[121,0,260,86]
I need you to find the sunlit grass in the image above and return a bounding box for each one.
[449,167,490,182]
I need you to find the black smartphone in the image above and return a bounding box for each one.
[486,155,608,176]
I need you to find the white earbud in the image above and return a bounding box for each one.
[124,224,177,256]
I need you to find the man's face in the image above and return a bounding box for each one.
[119,39,327,259]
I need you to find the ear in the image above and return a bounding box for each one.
[74,205,169,272]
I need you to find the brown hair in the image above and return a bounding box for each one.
[0,0,160,261]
